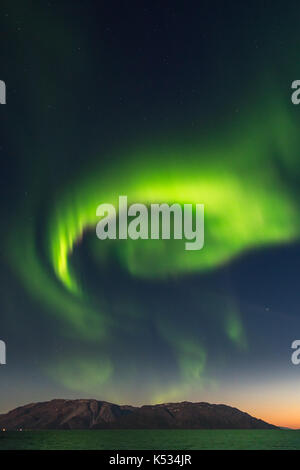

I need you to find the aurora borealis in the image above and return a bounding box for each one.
[2,0,300,428]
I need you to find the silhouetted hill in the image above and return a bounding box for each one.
[0,399,278,430]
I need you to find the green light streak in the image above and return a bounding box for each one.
[48,101,299,297]
[48,356,113,394]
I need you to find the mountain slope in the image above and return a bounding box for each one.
[0,399,278,430]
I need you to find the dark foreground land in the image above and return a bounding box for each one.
[0,429,299,450]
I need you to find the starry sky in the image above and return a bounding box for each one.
[2,0,300,428]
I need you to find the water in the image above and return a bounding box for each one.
[0,429,300,450]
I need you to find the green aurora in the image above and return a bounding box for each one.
[6,92,300,400]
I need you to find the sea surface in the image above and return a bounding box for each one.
[0,429,300,450]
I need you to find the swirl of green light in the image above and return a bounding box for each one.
[49,105,299,296]
[8,99,300,350]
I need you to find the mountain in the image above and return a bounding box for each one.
[0,399,278,430]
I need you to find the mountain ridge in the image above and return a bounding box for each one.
[0,399,278,430]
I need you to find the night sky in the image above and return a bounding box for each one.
[1,0,300,428]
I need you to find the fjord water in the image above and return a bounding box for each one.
[1,430,300,450]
